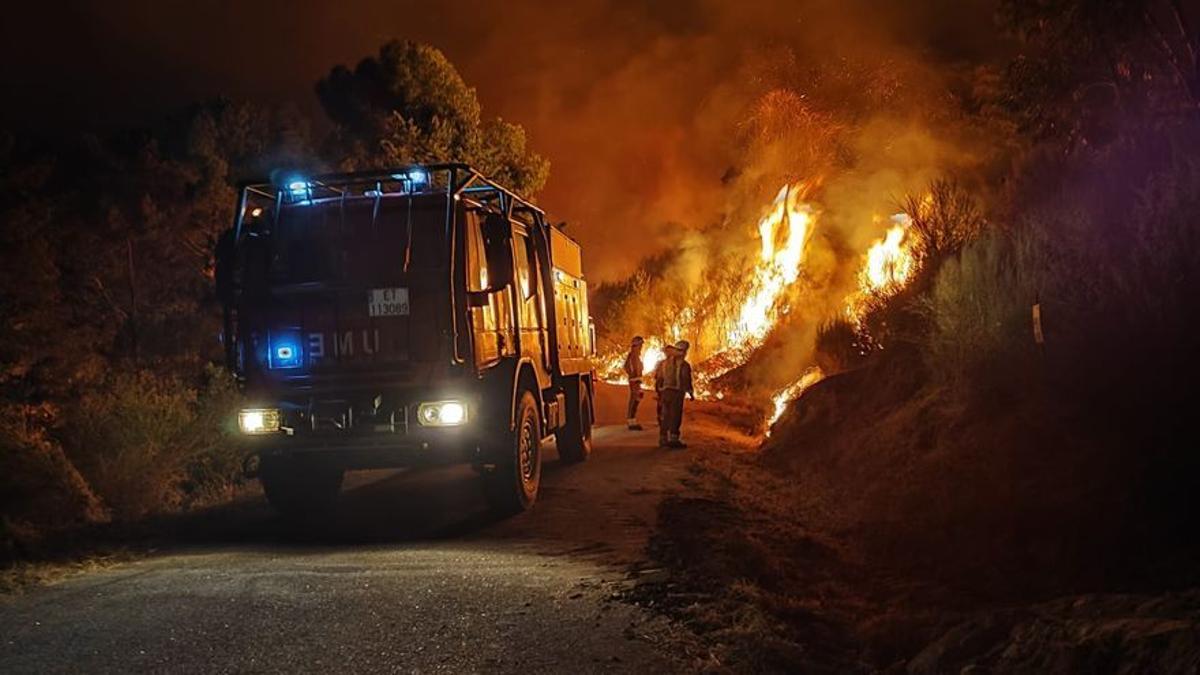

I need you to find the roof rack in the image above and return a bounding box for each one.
[233,163,546,240]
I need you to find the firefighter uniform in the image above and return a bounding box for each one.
[653,345,676,433]
[654,341,694,448]
[623,337,645,430]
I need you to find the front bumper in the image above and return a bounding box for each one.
[236,379,497,475]
[241,429,484,475]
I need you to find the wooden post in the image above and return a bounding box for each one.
[1032,302,1044,346]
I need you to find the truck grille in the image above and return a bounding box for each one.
[294,399,410,435]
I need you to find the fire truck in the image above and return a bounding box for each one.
[215,164,595,517]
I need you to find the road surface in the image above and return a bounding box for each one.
[0,390,713,673]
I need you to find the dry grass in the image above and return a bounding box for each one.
[0,550,136,595]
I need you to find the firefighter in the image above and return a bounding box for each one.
[655,340,694,449]
[653,343,677,436]
[623,336,646,430]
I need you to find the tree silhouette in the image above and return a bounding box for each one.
[317,40,549,195]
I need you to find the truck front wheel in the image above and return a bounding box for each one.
[259,458,344,519]
[483,390,542,514]
[556,379,593,463]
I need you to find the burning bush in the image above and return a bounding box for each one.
[808,180,985,380]
[596,173,991,428]
[594,181,829,398]
[900,179,986,274]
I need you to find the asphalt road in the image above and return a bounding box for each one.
[0,420,700,674]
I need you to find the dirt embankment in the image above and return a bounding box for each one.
[762,363,1200,597]
[635,364,1200,673]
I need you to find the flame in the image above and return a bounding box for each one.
[766,366,824,434]
[862,214,914,294]
[598,181,818,398]
[846,213,917,325]
[727,184,816,356]
[763,211,916,430]
[599,336,667,386]
[640,338,667,375]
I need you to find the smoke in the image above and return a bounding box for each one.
[470,0,1009,281]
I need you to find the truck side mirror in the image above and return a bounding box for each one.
[481,214,515,291]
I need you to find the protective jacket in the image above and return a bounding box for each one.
[623,349,644,382]
[655,354,694,397]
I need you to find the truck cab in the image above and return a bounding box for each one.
[215,164,595,516]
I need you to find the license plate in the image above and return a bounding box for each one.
[368,288,409,317]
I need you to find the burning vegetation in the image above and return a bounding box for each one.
[852,214,916,313]
[597,178,925,429]
[599,180,823,401]
[587,6,999,426]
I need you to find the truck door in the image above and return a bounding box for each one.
[513,229,549,371]
[465,210,516,369]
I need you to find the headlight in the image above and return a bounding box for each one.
[417,401,467,427]
[239,408,281,434]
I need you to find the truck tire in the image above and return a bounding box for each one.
[259,459,344,519]
[556,379,593,463]
[483,390,542,514]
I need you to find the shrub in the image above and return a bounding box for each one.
[853,179,988,359]
[0,402,108,557]
[923,130,1200,399]
[917,127,1200,547]
[814,317,868,374]
[921,230,1046,396]
[62,371,193,520]
[60,365,242,520]
[901,178,986,276]
[178,365,243,505]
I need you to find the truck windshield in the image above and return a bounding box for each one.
[265,195,448,286]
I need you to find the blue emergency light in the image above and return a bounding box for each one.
[268,331,303,369]
[284,177,311,204]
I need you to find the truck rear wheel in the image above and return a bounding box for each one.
[259,459,344,519]
[556,379,593,463]
[483,390,542,514]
